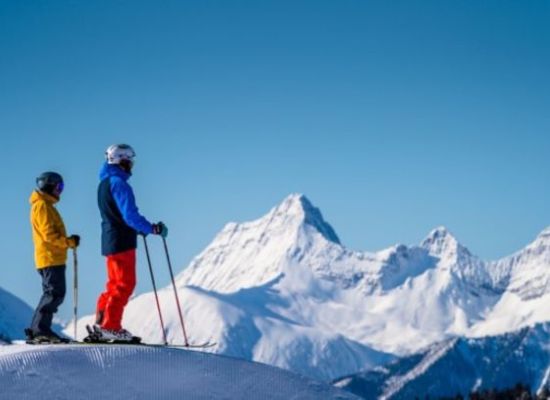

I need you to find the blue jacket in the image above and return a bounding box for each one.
[98,163,153,255]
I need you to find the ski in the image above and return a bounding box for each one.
[21,325,214,348]
[78,341,216,348]
[82,325,215,348]
[21,339,215,348]
[151,342,216,349]
[25,339,76,345]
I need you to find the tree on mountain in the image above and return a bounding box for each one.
[468,383,532,400]
[536,386,550,399]
[439,394,464,400]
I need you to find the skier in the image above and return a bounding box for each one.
[27,172,80,343]
[93,144,167,341]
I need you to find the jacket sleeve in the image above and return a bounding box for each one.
[33,203,70,249]
[110,177,154,235]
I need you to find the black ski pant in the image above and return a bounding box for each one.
[30,265,66,336]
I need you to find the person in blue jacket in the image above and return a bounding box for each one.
[94,144,167,341]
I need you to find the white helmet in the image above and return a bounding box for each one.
[105,144,136,165]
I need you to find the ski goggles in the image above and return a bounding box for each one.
[56,182,64,193]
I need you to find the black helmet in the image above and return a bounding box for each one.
[36,172,64,195]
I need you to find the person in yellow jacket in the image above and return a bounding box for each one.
[27,171,80,344]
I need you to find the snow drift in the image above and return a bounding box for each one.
[0,343,359,400]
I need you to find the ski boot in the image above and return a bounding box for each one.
[25,328,70,345]
[84,325,141,344]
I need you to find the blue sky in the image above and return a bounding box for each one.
[1,1,549,322]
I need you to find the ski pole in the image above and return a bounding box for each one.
[73,248,78,340]
[143,235,168,345]
[162,236,189,347]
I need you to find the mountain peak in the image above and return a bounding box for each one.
[176,194,342,293]
[275,194,341,244]
[276,193,310,214]
[534,226,550,242]
[522,226,550,252]
[423,226,456,242]
[421,226,466,258]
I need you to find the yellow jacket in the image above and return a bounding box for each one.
[29,190,75,269]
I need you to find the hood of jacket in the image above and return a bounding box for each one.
[29,190,59,205]
[99,162,131,182]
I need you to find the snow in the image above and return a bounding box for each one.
[0,343,360,400]
[540,365,550,394]
[0,285,66,344]
[3,193,550,397]
[335,322,550,399]
[0,285,34,343]
[379,339,459,400]
[59,194,550,382]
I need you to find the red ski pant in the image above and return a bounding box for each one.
[96,249,136,331]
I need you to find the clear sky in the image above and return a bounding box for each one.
[1,1,549,322]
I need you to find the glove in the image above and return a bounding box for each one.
[152,222,168,238]
[67,234,80,248]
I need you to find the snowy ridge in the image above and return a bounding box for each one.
[175,194,340,293]
[0,344,360,400]
[335,322,550,399]
[0,286,34,343]
[68,194,550,382]
[469,227,550,337]
[380,338,459,400]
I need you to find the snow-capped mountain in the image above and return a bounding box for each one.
[0,286,34,343]
[334,322,550,399]
[175,194,342,293]
[469,228,550,337]
[69,194,550,382]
